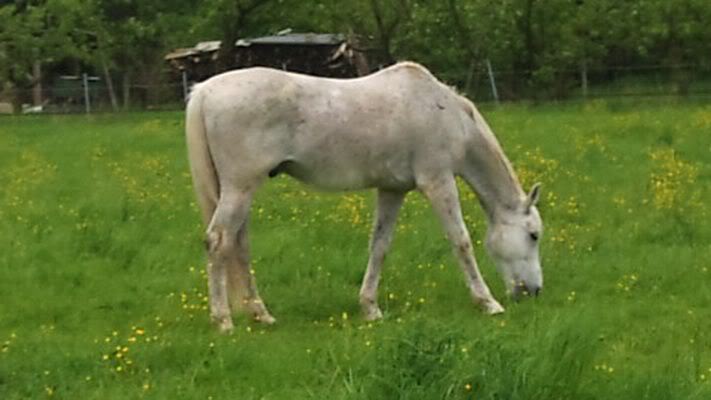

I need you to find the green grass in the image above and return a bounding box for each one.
[1,101,711,399]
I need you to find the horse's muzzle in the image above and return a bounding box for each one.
[512,283,542,300]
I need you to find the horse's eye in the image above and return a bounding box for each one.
[529,232,539,242]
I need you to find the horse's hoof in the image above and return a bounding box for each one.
[363,307,383,322]
[254,313,276,325]
[214,318,234,334]
[485,300,505,315]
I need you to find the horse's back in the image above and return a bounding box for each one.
[197,63,449,113]
[195,64,470,191]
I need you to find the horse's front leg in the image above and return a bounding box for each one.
[359,190,406,321]
[419,175,504,315]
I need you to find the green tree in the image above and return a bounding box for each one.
[86,0,199,109]
[0,0,93,109]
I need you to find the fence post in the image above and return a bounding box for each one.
[83,73,91,114]
[182,70,189,102]
[581,60,588,99]
[485,59,500,105]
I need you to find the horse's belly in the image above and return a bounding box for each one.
[283,159,415,192]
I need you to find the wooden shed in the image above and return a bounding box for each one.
[165,32,370,83]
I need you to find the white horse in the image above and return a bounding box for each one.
[186,62,543,333]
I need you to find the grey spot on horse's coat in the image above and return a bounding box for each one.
[458,241,471,254]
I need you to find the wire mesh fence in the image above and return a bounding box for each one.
[444,63,711,103]
[4,79,186,115]
[2,64,711,115]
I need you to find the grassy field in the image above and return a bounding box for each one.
[1,100,710,399]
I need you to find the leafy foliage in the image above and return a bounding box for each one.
[1,1,711,101]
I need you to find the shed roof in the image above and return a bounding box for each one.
[165,33,347,61]
[237,33,345,47]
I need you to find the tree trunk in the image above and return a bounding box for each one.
[368,0,409,65]
[122,74,131,110]
[464,60,475,96]
[664,16,689,96]
[447,0,480,61]
[353,49,371,76]
[102,60,119,111]
[581,59,588,98]
[217,0,272,72]
[217,27,239,72]
[32,61,42,107]
[523,0,536,73]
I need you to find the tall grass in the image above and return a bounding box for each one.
[1,102,710,398]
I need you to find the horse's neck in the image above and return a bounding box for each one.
[463,121,524,222]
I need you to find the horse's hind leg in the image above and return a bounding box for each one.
[205,190,255,333]
[359,190,405,321]
[227,219,275,324]
[418,175,504,315]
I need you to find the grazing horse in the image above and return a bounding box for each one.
[186,62,543,333]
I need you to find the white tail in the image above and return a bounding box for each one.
[185,84,219,225]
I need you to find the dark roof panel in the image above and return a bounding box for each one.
[237,33,345,47]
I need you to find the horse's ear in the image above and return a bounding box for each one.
[526,183,541,211]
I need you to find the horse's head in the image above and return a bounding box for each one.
[485,183,543,300]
